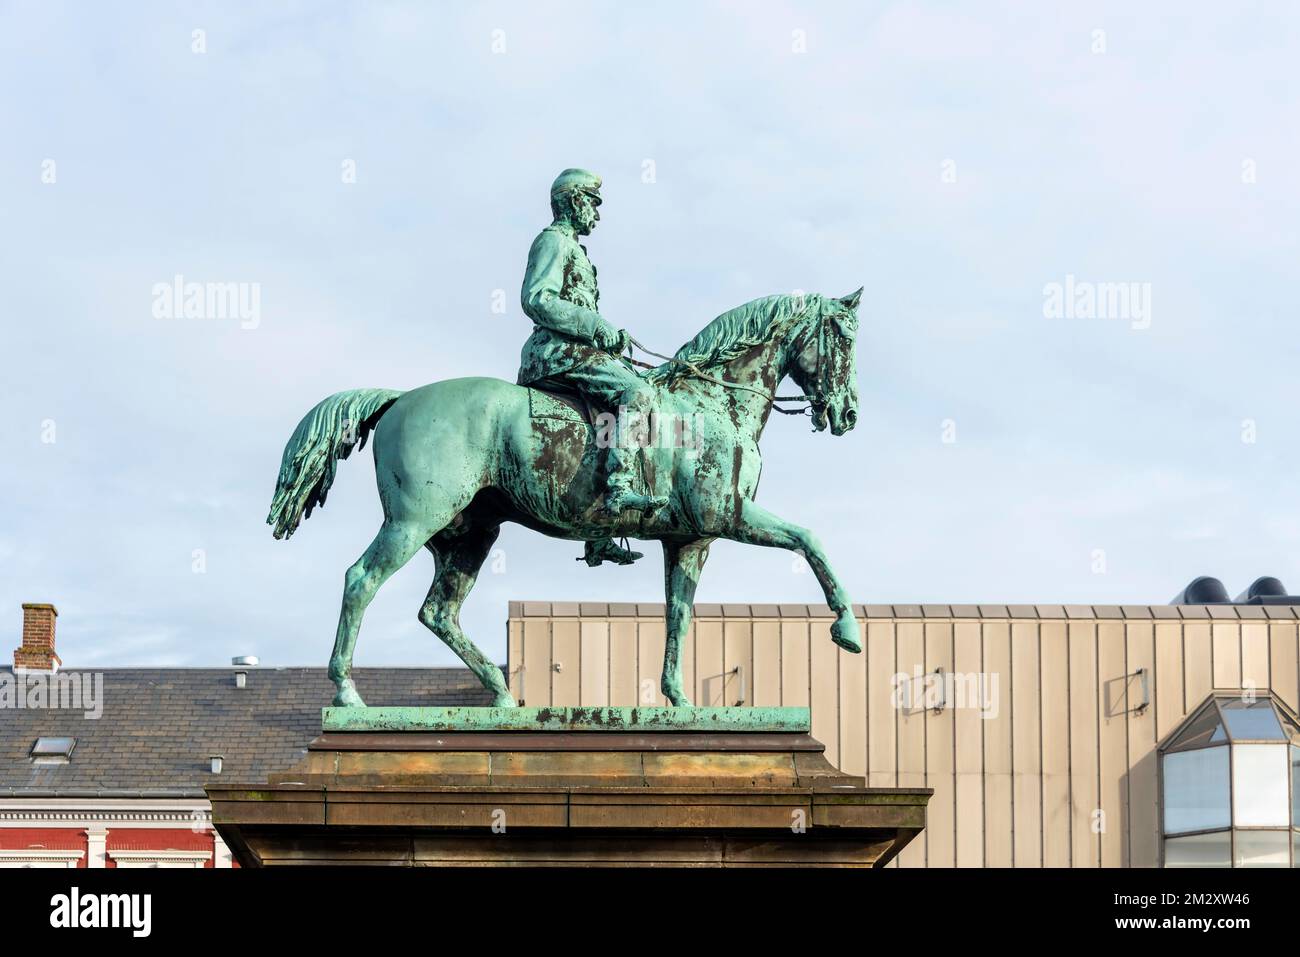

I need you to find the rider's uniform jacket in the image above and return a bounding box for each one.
[517,223,614,386]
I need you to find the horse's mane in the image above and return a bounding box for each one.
[646,293,818,383]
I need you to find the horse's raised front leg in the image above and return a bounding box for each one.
[661,538,711,706]
[420,525,516,707]
[722,500,861,654]
[328,519,432,707]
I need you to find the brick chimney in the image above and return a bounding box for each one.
[14,603,60,672]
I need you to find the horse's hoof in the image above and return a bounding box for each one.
[332,680,366,708]
[491,693,518,708]
[831,614,862,654]
[663,690,692,707]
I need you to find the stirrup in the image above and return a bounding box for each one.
[580,537,643,566]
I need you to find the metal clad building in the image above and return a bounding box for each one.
[506,601,1300,868]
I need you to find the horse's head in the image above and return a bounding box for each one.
[789,288,862,435]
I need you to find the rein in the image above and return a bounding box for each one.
[623,305,825,418]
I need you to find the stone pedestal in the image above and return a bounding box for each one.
[208,707,930,867]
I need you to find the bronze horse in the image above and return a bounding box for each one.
[267,290,863,707]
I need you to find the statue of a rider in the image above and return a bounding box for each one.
[518,168,668,566]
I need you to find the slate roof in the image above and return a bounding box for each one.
[0,666,495,798]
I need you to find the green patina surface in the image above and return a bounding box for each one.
[322,705,811,733]
[268,167,865,710]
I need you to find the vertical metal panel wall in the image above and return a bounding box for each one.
[507,601,1300,868]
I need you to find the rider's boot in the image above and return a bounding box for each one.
[602,441,668,516]
[580,537,644,566]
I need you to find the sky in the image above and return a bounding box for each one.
[2,1,1298,671]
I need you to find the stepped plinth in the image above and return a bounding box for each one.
[208,706,930,867]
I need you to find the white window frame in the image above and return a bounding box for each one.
[108,849,212,869]
[0,849,85,868]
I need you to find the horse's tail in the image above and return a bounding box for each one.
[267,388,403,540]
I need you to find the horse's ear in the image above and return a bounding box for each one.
[839,287,863,310]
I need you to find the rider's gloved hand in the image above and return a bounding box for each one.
[614,329,631,355]
[593,322,621,352]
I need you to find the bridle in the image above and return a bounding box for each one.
[625,298,842,421]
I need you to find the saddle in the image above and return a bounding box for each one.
[525,378,679,515]
[527,380,598,427]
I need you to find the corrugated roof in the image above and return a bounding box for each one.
[0,666,495,797]
[508,601,1300,621]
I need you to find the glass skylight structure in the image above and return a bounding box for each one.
[1161,693,1300,867]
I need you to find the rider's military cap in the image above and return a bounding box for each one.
[550,168,602,202]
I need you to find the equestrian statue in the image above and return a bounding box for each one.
[267,168,864,708]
